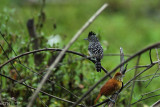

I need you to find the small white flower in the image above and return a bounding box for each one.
[47,34,61,47]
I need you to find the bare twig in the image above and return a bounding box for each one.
[141,88,160,97]
[103,53,131,57]
[124,64,155,88]
[0,31,46,106]
[0,43,160,106]
[151,99,160,107]
[155,48,160,68]
[131,94,160,105]
[0,31,22,64]
[0,72,84,106]
[134,75,160,82]
[145,48,160,88]
[120,47,125,72]
[136,72,160,80]
[92,99,110,107]
[108,47,126,107]
[19,63,80,100]
[145,68,159,88]
[0,48,109,76]
[27,3,108,107]
[128,55,141,106]
[149,49,153,64]
[0,43,22,79]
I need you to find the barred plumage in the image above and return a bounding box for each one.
[85,31,103,72]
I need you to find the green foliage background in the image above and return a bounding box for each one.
[0,0,160,106]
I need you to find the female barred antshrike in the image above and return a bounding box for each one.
[84,31,103,72]
[94,72,123,104]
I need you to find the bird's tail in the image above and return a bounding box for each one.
[95,59,101,72]
[94,93,101,104]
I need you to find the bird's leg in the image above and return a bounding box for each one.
[114,92,119,95]
[87,56,96,63]
[108,97,115,104]
[87,55,95,60]
[91,57,96,61]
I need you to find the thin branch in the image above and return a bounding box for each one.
[93,99,110,107]
[0,31,45,106]
[151,99,160,107]
[132,88,160,105]
[0,43,160,106]
[141,88,160,97]
[0,48,109,74]
[145,68,159,88]
[137,71,160,80]
[73,42,160,106]
[124,64,155,88]
[126,60,160,73]
[131,94,160,105]
[27,3,108,107]
[19,63,80,100]
[155,48,160,68]
[145,48,160,88]
[149,49,153,64]
[120,47,125,72]
[108,47,126,107]
[0,43,22,79]
[0,33,82,105]
[134,75,160,82]
[103,53,131,57]
[0,72,84,106]
[128,55,141,106]
[0,43,32,95]
[0,31,22,64]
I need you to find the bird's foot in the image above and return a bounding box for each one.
[109,98,115,104]
[114,92,119,95]
[87,56,95,60]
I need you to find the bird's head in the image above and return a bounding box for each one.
[84,31,99,42]
[113,72,123,81]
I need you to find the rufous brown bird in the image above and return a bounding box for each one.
[94,72,123,104]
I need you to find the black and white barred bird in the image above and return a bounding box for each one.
[84,31,103,72]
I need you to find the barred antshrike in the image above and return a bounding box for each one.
[94,72,123,104]
[84,31,103,72]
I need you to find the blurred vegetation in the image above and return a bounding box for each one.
[0,0,160,106]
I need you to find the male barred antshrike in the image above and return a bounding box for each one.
[84,31,103,72]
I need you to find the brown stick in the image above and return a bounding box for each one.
[27,3,108,107]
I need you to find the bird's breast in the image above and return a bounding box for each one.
[100,79,122,96]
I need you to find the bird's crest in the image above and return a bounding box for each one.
[88,31,96,37]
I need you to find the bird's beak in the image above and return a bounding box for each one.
[84,38,88,40]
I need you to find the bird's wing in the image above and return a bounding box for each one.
[88,42,103,59]
[101,79,118,96]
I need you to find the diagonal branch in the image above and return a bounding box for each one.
[131,94,160,105]
[27,3,108,107]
